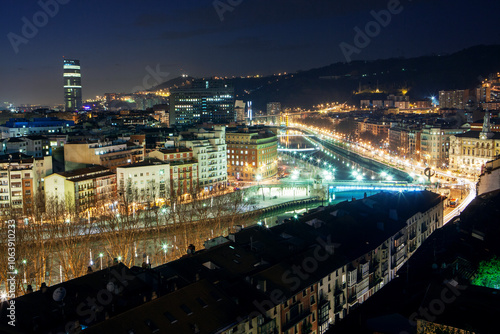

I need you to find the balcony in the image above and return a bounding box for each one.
[282,307,312,332]
[347,294,357,307]
[334,301,345,314]
[257,318,277,334]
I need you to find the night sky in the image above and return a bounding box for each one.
[1,0,499,106]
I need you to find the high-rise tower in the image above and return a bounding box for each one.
[63,59,82,111]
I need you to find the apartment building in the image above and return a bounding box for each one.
[439,90,470,109]
[420,126,467,168]
[388,125,421,157]
[44,165,116,212]
[7,191,444,334]
[1,135,51,157]
[357,120,389,137]
[148,147,199,197]
[0,154,52,216]
[64,139,144,171]
[176,126,227,189]
[116,158,169,204]
[94,191,443,334]
[226,128,278,181]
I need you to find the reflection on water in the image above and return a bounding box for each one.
[256,189,383,228]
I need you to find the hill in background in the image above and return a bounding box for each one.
[153,44,500,111]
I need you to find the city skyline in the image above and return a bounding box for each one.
[1,0,499,105]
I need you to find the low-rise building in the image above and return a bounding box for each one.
[0,154,52,216]
[358,120,389,137]
[44,165,116,212]
[226,128,278,181]
[148,147,199,198]
[64,139,144,171]
[1,135,51,157]
[116,158,170,205]
[0,117,74,139]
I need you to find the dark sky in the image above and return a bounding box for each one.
[1,0,499,106]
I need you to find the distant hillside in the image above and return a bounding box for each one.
[154,45,500,111]
[151,76,195,92]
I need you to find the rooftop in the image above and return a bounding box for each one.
[117,158,168,169]
[55,165,114,182]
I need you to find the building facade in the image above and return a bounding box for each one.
[388,125,421,158]
[0,118,74,139]
[449,113,500,175]
[176,126,227,189]
[1,135,51,158]
[0,154,52,216]
[63,58,83,111]
[148,148,199,198]
[64,139,144,171]
[420,126,467,168]
[267,102,282,115]
[44,165,116,213]
[169,79,235,126]
[439,89,470,109]
[116,158,169,205]
[226,128,278,181]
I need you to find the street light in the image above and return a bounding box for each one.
[99,253,104,270]
[256,175,264,200]
[162,244,168,262]
[22,259,27,283]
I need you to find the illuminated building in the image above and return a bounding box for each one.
[477,73,500,110]
[439,90,470,109]
[449,112,500,175]
[116,158,169,204]
[420,126,467,168]
[226,128,278,181]
[169,79,235,125]
[234,100,246,123]
[1,135,51,157]
[63,58,82,111]
[357,120,389,136]
[0,117,74,139]
[64,139,144,171]
[44,165,116,212]
[266,102,281,115]
[148,148,199,197]
[388,125,421,157]
[175,125,227,189]
[0,153,52,216]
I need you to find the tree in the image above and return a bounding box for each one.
[472,256,500,290]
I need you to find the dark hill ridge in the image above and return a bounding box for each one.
[153,45,500,111]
